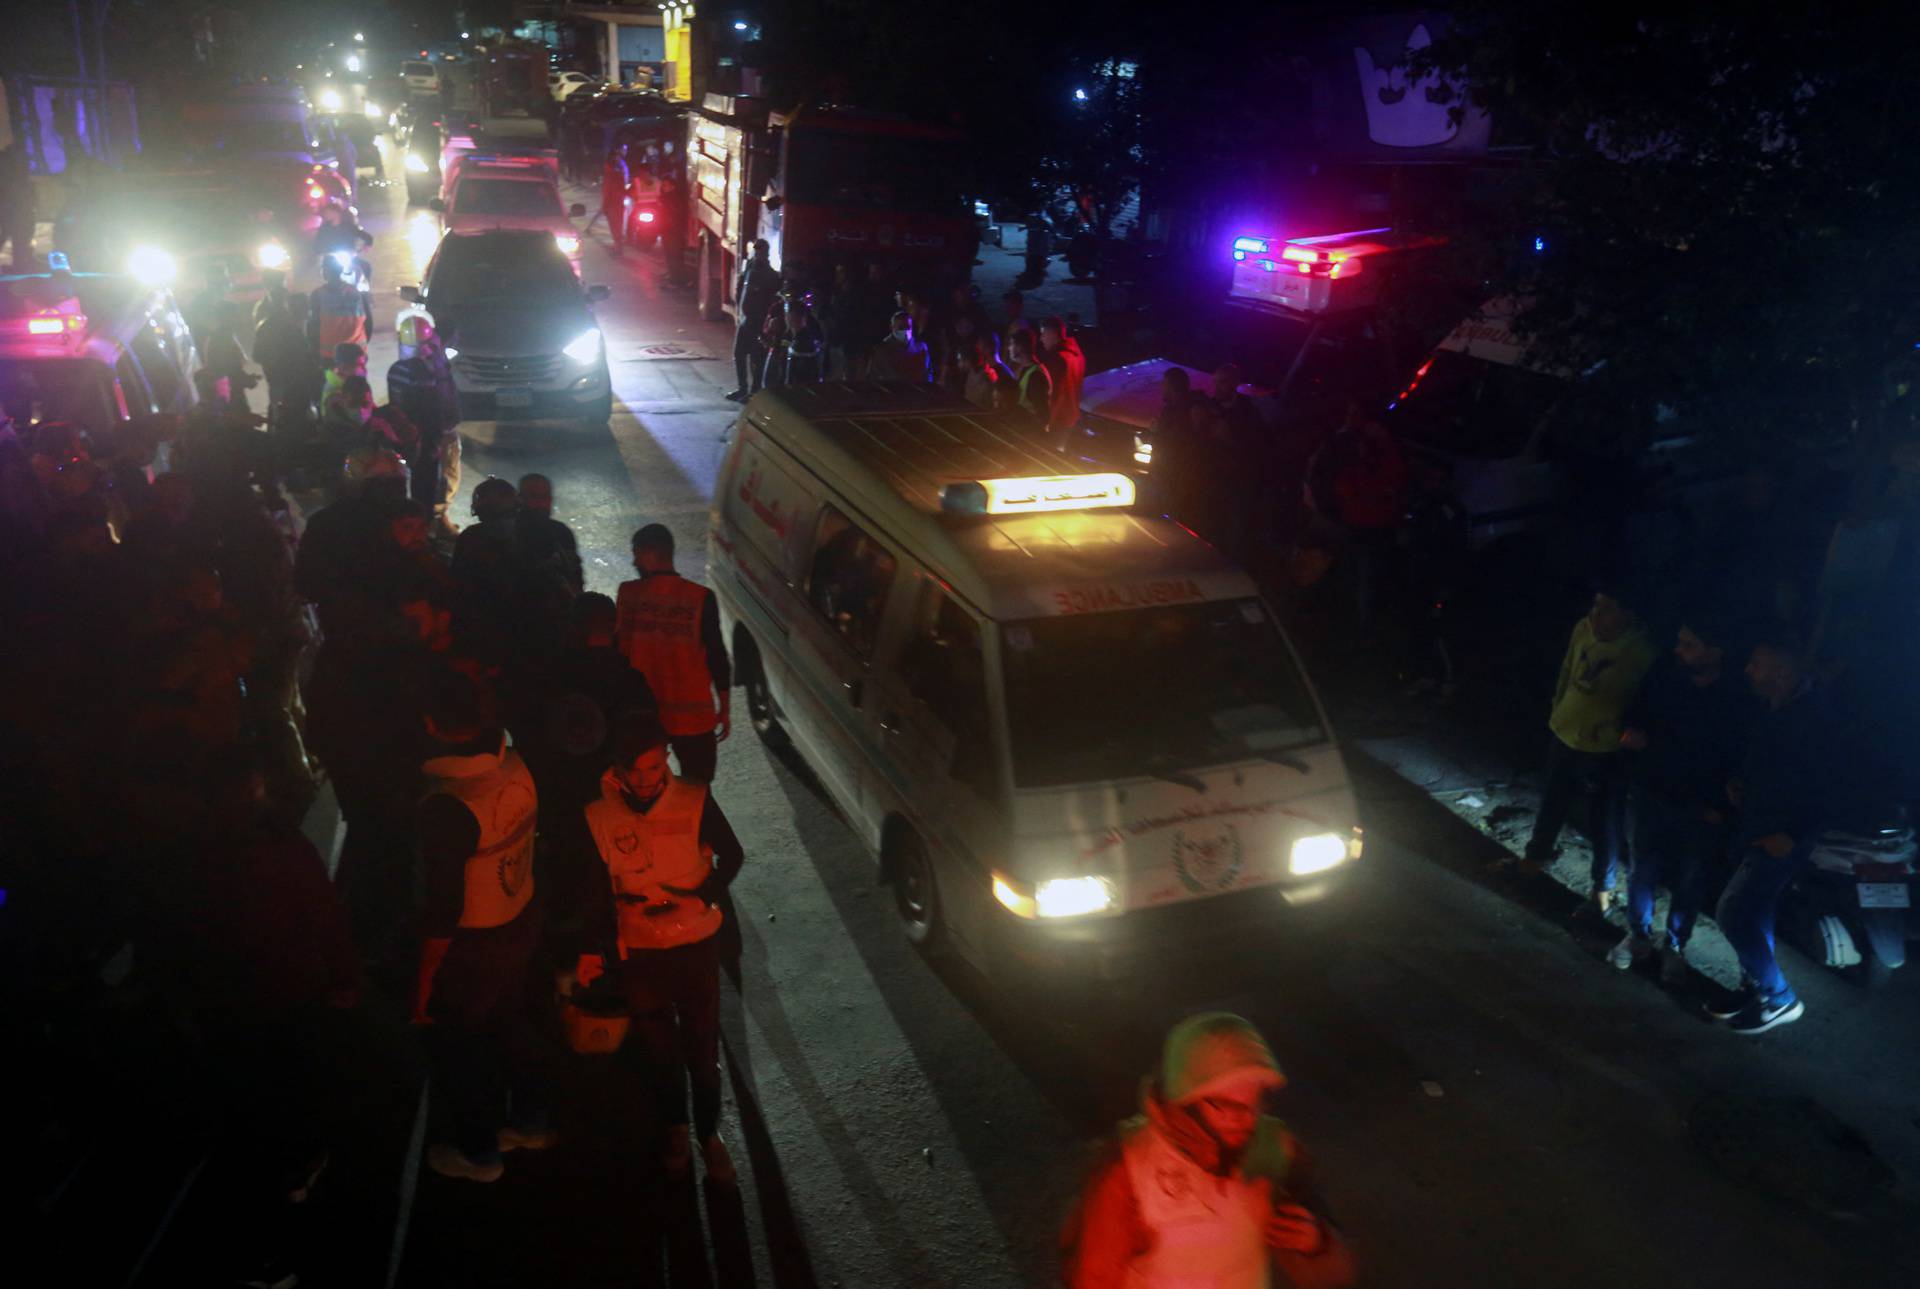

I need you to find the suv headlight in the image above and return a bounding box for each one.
[256,241,290,270]
[1289,831,1354,876]
[126,245,177,286]
[562,329,602,364]
[405,152,430,173]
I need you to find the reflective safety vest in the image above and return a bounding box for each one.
[1120,1121,1272,1289]
[616,573,717,736]
[421,741,538,930]
[312,281,369,357]
[583,769,721,953]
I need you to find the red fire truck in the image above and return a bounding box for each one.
[685,94,973,321]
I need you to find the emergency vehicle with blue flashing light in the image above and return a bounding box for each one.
[0,263,201,440]
[1081,226,1440,473]
[709,383,1362,980]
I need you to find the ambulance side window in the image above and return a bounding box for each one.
[131,319,182,410]
[899,588,992,791]
[806,505,897,658]
[115,351,155,416]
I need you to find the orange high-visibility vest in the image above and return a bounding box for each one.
[419,741,538,930]
[583,770,721,954]
[616,573,717,736]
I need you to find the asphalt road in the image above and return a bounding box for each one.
[121,124,1920,1288]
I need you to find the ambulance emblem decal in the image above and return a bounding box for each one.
[1172,825,1244,894]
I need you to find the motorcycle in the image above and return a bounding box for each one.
[1784,805,1917,988]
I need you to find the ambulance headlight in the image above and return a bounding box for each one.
[255,241,290,270]
[364,101,383,120]
[126,245,177,286]
[1289,832,1352,876]
[1036,876,1116,918]
[562,329,602,364]
[554,233,581,257]
[993,870,1115,919]
[405,152,430,173]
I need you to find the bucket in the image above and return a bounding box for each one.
[561,998,630,1055]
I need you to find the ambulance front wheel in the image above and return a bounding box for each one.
[735,630,786,748]
[888,827,945,951]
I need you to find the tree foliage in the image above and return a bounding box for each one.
[1418,4,1920,463]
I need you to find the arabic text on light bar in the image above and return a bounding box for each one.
[980,473,1136,514]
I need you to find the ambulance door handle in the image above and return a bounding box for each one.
[843,678,863,706]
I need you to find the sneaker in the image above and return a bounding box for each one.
[1658,943,1689,987]
[702,1133,737,1186]
[497,1124,559,1152]
[1725,996,1805,1035]
[426,1143,505,1183]
[724,389,748,402]
[662,1123,692,1176]
[1607,932,1653,970]
[1703,984,1758,1021]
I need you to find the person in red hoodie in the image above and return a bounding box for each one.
[1063,1014,1355,1289]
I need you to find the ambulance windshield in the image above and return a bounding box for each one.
[999,598,1323,788]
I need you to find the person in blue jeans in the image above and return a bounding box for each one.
[1612,616,1753,982]
[1710,637,1836,1034]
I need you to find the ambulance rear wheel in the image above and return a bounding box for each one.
[889,829,945,950]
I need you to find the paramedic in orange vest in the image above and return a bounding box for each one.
[411,672,555,1184]
[615,523,731,783]
[1064,1013,1356,1289]
[576,713,745,1185]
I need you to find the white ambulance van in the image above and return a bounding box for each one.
[710,383,1361,978]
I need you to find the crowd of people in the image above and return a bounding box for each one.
[3,278,753,1277]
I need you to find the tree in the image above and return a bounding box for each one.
[1416,4,1920,475]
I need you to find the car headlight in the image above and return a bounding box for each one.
[318,88,343,113]
[405,151,430,173]
[554,233,581,256]
[364,101,383,120]
[992,870,1116,919]
[562,329,602,364]
[126,244,177,286]
[256,242,290,270]
[1289,831,1353,876]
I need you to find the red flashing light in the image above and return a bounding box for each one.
[309,184,326,200]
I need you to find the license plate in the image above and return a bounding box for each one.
[1858,882,1911,909]
[495,388,532,409]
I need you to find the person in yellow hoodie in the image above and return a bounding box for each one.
[1515,588,1656,914]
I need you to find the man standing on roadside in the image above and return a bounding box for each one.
[1611,615,1753,981]
[728,239,782,401]
[1709,636,1836,1034]
[597,141,631,253]
[616,524,731,783]
[1511,586,1656,918]
[1037,316,1086,453]
[413,672,553,1182]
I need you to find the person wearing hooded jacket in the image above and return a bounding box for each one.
[1064,1013,1355,1289]
[575,713,745,1185]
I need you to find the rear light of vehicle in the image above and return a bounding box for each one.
[637,209,656,223]
[28,317,65,335]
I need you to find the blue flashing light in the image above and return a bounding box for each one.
[1533,236,1547,253]
[1232,236,1269,255]
[48,251,71,272]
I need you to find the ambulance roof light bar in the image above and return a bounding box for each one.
[941,473,1137,516]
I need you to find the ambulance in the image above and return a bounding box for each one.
[0,266,201,438]
[710,383,1361,978]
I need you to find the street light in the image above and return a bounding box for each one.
[353,31,364,42]
[733,20,747,29]
[345,53,362,72]
[1073,87,1088,102]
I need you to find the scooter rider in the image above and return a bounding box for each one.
[575,713,745,1184]
[1064,1013,1356,1288]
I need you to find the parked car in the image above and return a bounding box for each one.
[549,70,599,101]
